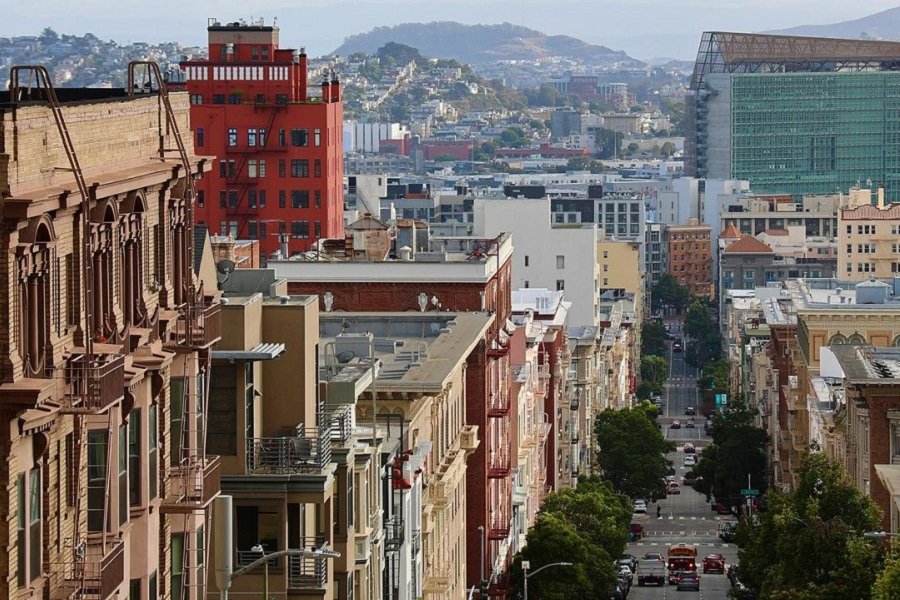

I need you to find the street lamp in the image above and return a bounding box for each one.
[249,545,269,600]
[864,531,900,538]
[522,560,573,600]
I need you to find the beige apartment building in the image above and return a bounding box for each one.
[597,239,643,301]
[321,312,490,600]
[0,65,219,600]
[838,189,900,281]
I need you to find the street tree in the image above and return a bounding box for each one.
[595,407,674,499]
[873,546,900,600]
[691,407,767,507]
[641,355,668,392]
[651,274,691,313]
[508,512,616,600]
[683,301,722,367]
[736,453,882,599]
[641,320,667,357]
[509,478,629,599]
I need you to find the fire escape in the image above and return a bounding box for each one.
[223,95,288,240]
[128,61,223,600]
[9,65,128,600]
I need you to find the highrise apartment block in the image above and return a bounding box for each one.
[181,20,344,257]
[0,65,220,600]
[687,32,900,201]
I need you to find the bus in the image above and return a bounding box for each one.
[667,543,697,583]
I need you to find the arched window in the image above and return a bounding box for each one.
[848,333,866,345]
[120,193,146,327]
[892,335,900,348]
[828,334,848,346]
[17,217,55,377]
[91,201,118,341]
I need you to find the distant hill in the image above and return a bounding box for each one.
[333,21,643,66]
[765,6,900,40]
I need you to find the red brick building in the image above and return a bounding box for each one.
[667,219,714,300]
[271,229,518,597]
[180,20,344,257]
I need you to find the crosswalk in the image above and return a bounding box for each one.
[634,541,730,548]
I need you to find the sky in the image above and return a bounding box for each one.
[3,0,900,61]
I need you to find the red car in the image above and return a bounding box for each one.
[629,523,645,539]
[702,554,726,574]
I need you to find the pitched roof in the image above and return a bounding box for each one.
[723,235,774,254]
[720,223,741,239]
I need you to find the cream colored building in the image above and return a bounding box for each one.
[0,67,218,600]
[321,313,490,600]
[838,189,900,281]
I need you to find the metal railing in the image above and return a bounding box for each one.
[384,516,405,552]
[163,455,221,510]
[487,391,510,417]
[174,301,221,348]
[487,449,511,478]
[51,538,126,600]
[411,528,422,557]
[62,352,126,411]
[288,538,329,589]
[328,405,353,444]
[246,426,332,474]
[236,549,278,568]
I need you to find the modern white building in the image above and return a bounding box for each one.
[343,120,410,153]
[474,196,599,328]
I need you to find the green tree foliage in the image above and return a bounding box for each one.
[595,407,674,499]
[660,141,677,157]
[691,407,767,507]
[594,128,623,159]
[641,320,667,358]
[737,453,882,599]
[874,546,900,600]
[660,98,686,136]
[696,359,730,391]
[641,355,668,392]
[375,41,422,65]
[651,274,691,313]
[636,381,654,400]
[683,300,722,367]
[499,127,527,147]
[509,478,629,599]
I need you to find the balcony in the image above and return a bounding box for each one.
[328,405,353,445]
[62,352,125,412]
[161,455,221,513]
[384,515,405,552]
[487,449,511,478]
[169,301,222,349]
[488,516,511,540]
[246,426,332,475]
[288,539,331,590]
[55,538,125,600]
[487,391,510,417]
[459,425,479,451]
[411,528,422,557]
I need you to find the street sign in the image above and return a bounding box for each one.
[741,489,759,496]
[715,393,728,407]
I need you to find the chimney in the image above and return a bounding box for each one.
[298,47,308,102]
[321,78,330,104]
[330,70,341,103]
[878,185,885,209]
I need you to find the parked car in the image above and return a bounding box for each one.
[684,454,696,467]
[634,499,648,513]
[667,482,681,495]
[629,522,645,540]
[673,341,683,352]
[685,406,696,416]
[719,522,737,543]
[683,442,696,454]
[619,554,638,571]
[677,572,701,591]
[712,503,732,516]
[618,565,634,584]
[702,554,726,574]
[671,420,682,430]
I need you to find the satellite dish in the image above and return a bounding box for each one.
[216,259,236,286]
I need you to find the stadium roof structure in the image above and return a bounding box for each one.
[690,31,900,89]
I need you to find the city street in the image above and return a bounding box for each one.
[624,319,738,599]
